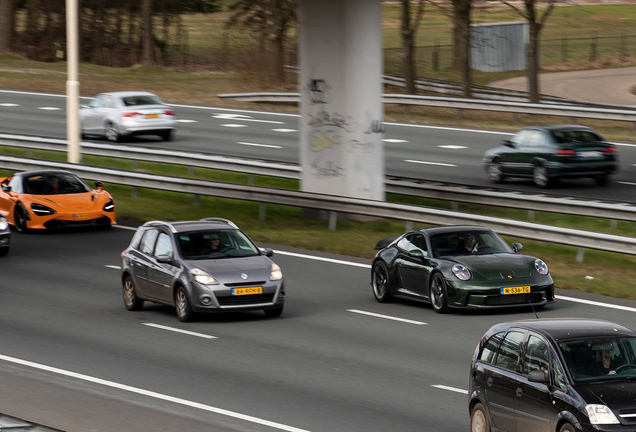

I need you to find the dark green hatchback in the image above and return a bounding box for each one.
[483,125,619,188]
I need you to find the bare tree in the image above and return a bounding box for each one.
[400,0,425,95]
[501,0,557,103]
[141,0,153,66]
[0,0,16,53]
[227,0,297,83]
[427,0,473,98]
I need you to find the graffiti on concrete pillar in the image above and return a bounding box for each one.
[306,79,332,105]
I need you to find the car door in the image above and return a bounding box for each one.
[128,228,159,298]
[515,130,546,176]
[484,330,526,432]
[81,94,106,132]
[499,130,529,176]
[147,231,180,303]
[394,233,434,298]
[515,333,554,432]
[0,176,21,220]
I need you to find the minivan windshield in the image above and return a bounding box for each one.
[177,229,260,259]
[559,337,636,382]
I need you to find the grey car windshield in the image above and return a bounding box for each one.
[430,230,513,257]
[559,337,636,382]
[177,229,260,259]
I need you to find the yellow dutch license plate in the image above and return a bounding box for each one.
[145,114,159,119]
[501,286,531,295]
[232,287,263,296]
[74,213,90,220]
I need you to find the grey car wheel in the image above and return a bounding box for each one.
[105,122,121,142]
[14,204,28,233]
[430,273,449,313]
[123,275,144,311]
[372,261,393,303]
[264,305,283,317]
[175,286,195,322]
[533,165,551,188]
[470,403,489,432]
[487,160,504,183]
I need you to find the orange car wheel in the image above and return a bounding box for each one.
[14,204,28,233]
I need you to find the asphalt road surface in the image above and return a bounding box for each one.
[2,226,636,431]
[1,89,636,203]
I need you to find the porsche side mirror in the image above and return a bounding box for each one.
[512,242,523,253]
[408,249,427,260]
[527,370,548,384]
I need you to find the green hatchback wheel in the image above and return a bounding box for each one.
[430,273,449,313]
[372,261,393,303]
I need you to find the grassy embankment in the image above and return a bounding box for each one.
[1,4,636,299]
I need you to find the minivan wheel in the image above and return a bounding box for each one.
[559,423,575,432]
[123,275,144,311]
[175,286,195,322]
[470,403,489,432]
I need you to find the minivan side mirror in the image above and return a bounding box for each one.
[527,370,549,384]
[512,243,523,253]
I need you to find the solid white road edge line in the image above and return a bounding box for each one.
[348,309,427,325]
[432,384,469,394]
[555,294,636,313]
[238,141,283,149]
[273,250,370,268]
[0,353,311,432]
[143,323,217,339]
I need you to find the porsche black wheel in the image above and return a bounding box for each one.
[14,205,28,233]
[372,261,393,303]
[175,286,195,322]
[123,275,144,311]
[430,273,449,313]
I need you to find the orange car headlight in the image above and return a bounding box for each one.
[31,203,57,216]
[103,198,115,212]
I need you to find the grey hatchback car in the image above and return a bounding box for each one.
[80,91,177,142]
[120,218,285,321]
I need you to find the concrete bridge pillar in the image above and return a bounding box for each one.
[298,0,385,201]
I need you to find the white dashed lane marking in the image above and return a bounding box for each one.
[238,142,283,149]
[0,103,19,107]
[432,385,468,394]
[405,159,457,167]
[348,309,427,326]
[271,128,297,133]
[221,124,248,128]
[37,107,62,111]
[143,323,217,339]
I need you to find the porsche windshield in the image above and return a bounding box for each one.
[431,230,513,257]
[25,173,92,195]
[559,337,636,382]
[177,229,260,259]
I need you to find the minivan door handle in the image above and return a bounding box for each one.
[516,387,523,397]
[487,377,493,387]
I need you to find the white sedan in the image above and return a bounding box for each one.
[80,91,177,142]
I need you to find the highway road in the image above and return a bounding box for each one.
[1,89,636,202]
[2,227,636,432]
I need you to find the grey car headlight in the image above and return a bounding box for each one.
[0,218,7,230]
[586,404,619,424]
[452,264,471,281]
[190,268,219,285]
[270,263,283,281]
[534,259,549,275]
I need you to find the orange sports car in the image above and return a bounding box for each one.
[0,170,116,232]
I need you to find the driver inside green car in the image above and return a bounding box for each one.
[454,233,478,254]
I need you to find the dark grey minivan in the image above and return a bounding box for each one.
[120,218,285,321]
[469,318,636,432]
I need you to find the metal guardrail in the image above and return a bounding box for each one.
[0,413,64,431]
[2,133,636,222]
[1,155,636,256]
[217,92,636,124]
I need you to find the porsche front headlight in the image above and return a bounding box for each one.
[31,203,57,216]
[270,263,283,281]
[534,259,549,275]
[452,264,472,281]
[190,268,219,285]
[586,405,619,425]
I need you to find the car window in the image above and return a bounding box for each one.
[122,95,163,106]
[510,130,529,145]
[523,335,549,376]
[396,236,410,251]
[139,229,159,255]
[8,176,23,193]
[409,233,427,253]
[526,130,546,147]
[479,332,505,364]
[551,350,567,390]
[154,232,174,258]
[89,94,106,108]
[494,331,526,372]
[551,130,603,144]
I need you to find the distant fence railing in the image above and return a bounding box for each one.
[1,155,636,257]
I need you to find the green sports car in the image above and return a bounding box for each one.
[371,225,555,313]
